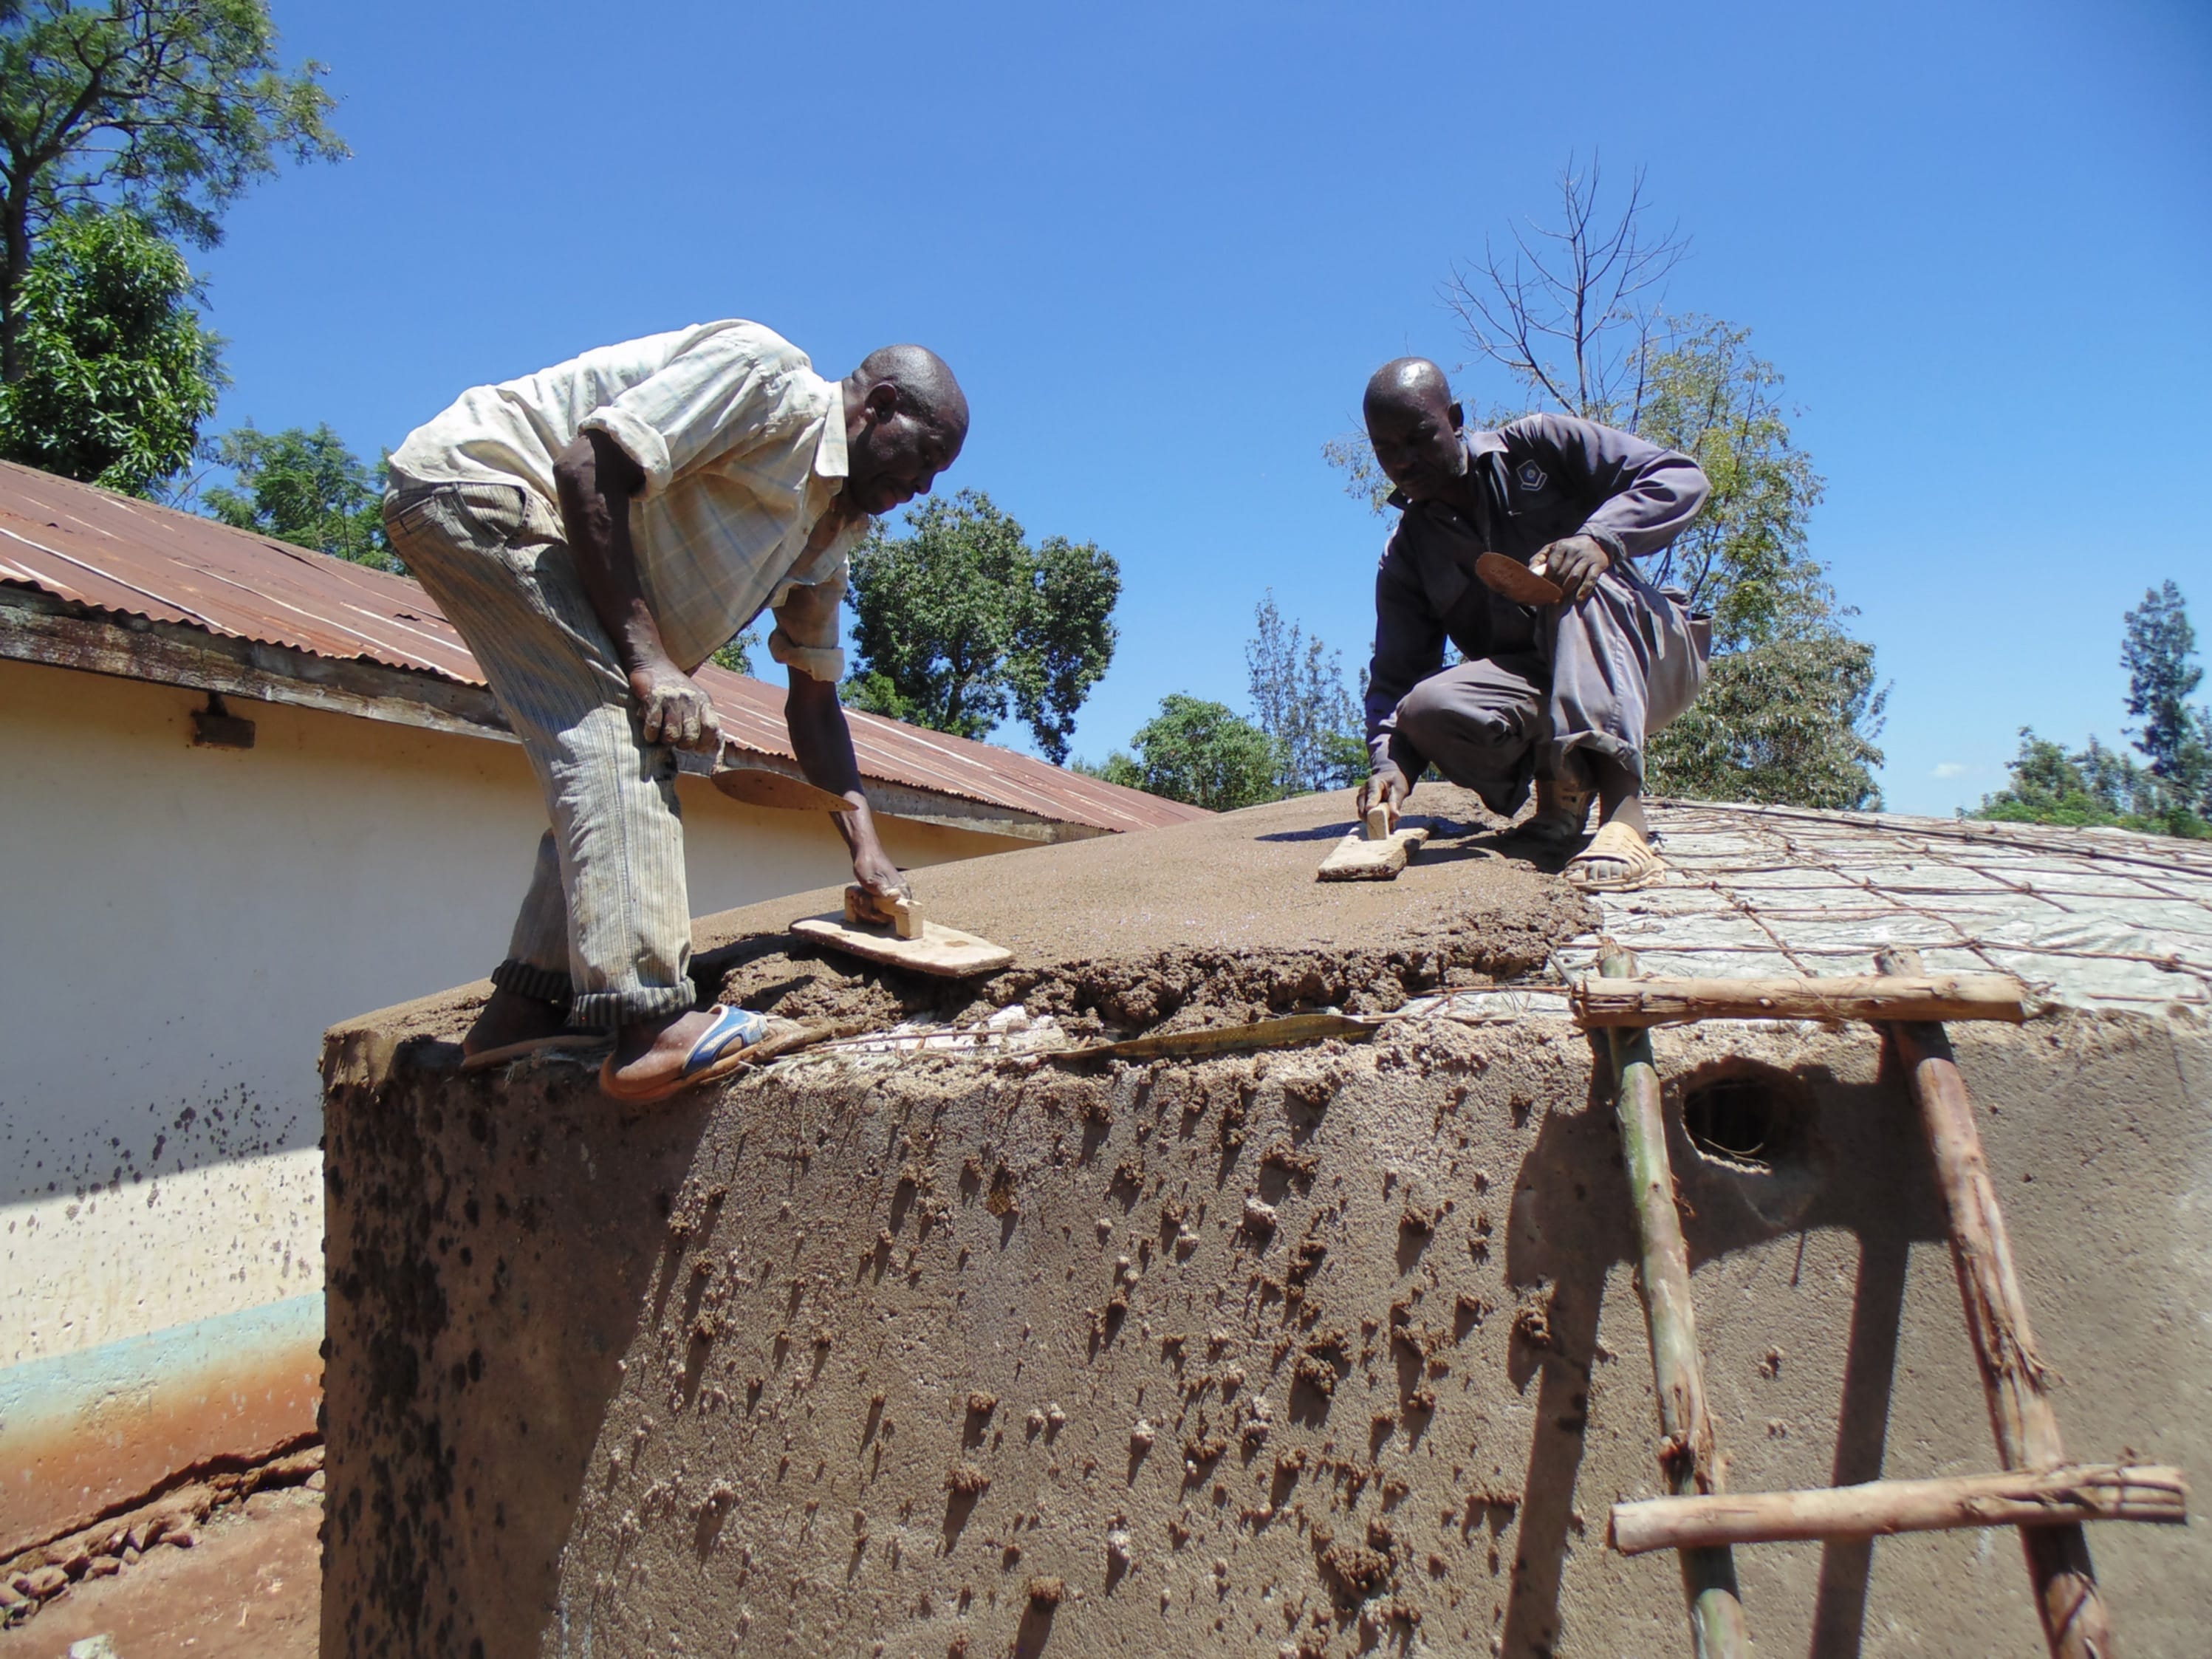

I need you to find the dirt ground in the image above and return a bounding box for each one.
[1,1487,320,1658]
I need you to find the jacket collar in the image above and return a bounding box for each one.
[1383,429,1505,510]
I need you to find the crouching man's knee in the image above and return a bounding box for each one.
[1396,681,1521,761]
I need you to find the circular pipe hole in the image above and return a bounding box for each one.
[1677,1063,1811,1175]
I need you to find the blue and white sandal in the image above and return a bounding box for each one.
[600,1005,772,1104]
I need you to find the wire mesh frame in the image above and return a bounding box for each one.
[1552,801,2212,1012]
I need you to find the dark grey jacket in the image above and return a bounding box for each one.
[1363,414,1709,772]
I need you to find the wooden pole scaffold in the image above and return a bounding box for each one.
[1598,943,1751,1659]
[1877,947,2116,1659]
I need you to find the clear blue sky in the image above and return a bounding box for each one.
[196,0,2211,815]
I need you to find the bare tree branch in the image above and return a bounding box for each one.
[1442,153,1687,423]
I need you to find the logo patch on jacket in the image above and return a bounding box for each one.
[1516,460,1548,491]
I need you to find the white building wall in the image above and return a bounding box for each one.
[0,658,1024,1366]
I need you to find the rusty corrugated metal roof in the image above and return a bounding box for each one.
[0,459,1207,835]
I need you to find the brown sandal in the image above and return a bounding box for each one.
[1565,820,1667,892]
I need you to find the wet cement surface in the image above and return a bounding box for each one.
[693,785,1595,1039]
[316,790,2211,1655]
[349,784,1595,1049]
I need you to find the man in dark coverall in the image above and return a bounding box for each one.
[1353,358,1710,889]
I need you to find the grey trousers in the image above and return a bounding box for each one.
[385,482,696,1027]
[1394,564,1705,816]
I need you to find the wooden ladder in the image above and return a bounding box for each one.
[1575,943,2188,1659]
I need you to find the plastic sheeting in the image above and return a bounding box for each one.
[770,804,2211,1069]
[1544,801,2212,1015]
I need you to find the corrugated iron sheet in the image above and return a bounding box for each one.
[0,460,1206,835]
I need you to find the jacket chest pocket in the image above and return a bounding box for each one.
[1506,496,1583,550]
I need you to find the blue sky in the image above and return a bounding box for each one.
[195,0,2210,815]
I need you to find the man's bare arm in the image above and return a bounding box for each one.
[552,431,721,750]
[785,673,909,900]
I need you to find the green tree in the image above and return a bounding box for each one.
[1081,694,1284,813]
[843,488,1119,764]
[1973,584,2212,838]
[1977,731,2132,827]
[1246,591,1365,794]
[1644,631,1888,810]
[1975,728,2207,839]
[0,207,218,493]
[709,628,764,676]
[202,421,391,567]
[2120,581,2211,791]
[1,0,344,383]
[1629,319,1830,648]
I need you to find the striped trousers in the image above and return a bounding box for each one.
[385,482,696,1027]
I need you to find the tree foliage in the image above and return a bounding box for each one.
[1974,584,2212,838]
[1083,694,1284,813]
[202,420,391,567]
[1976,730,2207,839]
[1246,591,1365,794]
[0,206,217,493]
[1630,319,1829,647]
[843,488,1119,764]
[2121,581,2206,782]
[709,627,763,677]
[0,0,344,382]
[1644,632,1887,810]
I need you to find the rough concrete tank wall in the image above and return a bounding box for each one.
[319,1009,2211,1658]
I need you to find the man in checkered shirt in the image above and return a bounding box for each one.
[386,322,967,1103]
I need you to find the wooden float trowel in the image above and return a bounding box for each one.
[1317,796,1430,881]
[790,885,1013,978]
[1473,550,1564,606]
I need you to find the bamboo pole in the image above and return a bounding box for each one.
[1572,973,2027,1029]
[1598,944,1751,1659]
[1877,947,2116,1659]
[1612,1463,2186,1556]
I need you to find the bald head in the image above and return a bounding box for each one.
[1360,358,1468,503]
[843,345,968,515]
[1363,357,1455,420]
[856,344,969,439]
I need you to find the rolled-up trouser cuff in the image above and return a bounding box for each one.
[1550,731,1640,791]
[569,984,696,1028]
[490,959,572,1005]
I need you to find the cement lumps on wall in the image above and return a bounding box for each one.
[320,1002,2212,1658]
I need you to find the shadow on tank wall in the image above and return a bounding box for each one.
[1499,1046,1950,1659]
